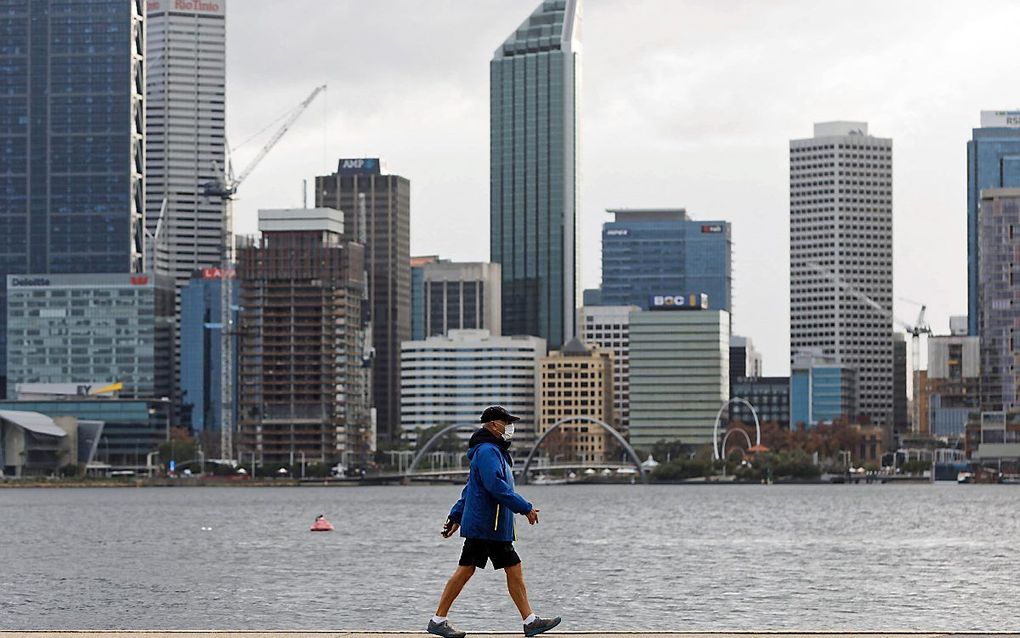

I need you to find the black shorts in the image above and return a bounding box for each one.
[459,538,521,570]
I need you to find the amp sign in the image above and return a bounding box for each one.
[650,293,709,310]
[338,158,381,176]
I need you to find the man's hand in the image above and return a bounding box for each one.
[525,509,540,525]
[441,518,460,538]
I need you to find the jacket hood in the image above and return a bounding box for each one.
[466,426,512,461]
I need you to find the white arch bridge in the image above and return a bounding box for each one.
[406,416,648,484]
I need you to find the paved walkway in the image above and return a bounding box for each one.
[3,628,1015,632]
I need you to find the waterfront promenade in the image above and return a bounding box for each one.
[3,628,1015,632]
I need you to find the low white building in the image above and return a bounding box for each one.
[400,330,546,445]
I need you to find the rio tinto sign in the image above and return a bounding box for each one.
[147,0,225,15]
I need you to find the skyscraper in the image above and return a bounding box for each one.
[977,189,1020,413]
[967,111,1020,336]
[0,0,146,397]
[145,0,228,290]
[790,121,894,426]
[490,0,581,349]
[316,158,410,443]
[236,208,370,465]
[601,209,732,313]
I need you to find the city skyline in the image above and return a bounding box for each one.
[222,0,1020,376]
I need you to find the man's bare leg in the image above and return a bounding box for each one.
[504,563,534,619]
[435,565,475,617]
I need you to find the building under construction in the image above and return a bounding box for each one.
[237,208,371,466]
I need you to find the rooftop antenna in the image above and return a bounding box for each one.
[302,179,308,209]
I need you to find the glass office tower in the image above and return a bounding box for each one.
[490,0,581,349]
[967,111,1020,336]
[601,208,732,312]
[0,0,146,397]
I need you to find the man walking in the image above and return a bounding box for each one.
[428,405,561,638]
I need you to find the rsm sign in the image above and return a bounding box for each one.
[338,158,381,176]
[650,293,709,310]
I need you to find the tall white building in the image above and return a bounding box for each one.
[145,0,228,289]
[578,305,639,436]
[789,121,893,425]
[400,330,546,445]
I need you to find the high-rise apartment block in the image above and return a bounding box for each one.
[578,305,638,436]
[978,189,1020,413]
[317,158,410,443]
[0,0,146,397]
[5,273,174,400]
[400,330,545,445]
[790,349,857,427]
[790,122,893,426]
[538,338,613,463]
[601,209,733,313]
[491,0,581,349]
[236,208,370,465]
[418,262,501,339]
[145,0,228,289]
[967,111,1020,336]
[924,328,980,438]
[628,308,730,448]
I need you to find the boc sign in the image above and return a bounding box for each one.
[650,293,709,310]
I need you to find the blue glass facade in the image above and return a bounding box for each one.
[790,363,856,428]
[0,0,146,396]
[411,263,426,341]
[601,210,732,313]
[967,124,1020,335]
[490,0,580,349]
[180,273,238,433]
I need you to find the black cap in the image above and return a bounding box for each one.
[480,405,520,424]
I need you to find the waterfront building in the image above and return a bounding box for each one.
[578,305,639,437]
[236,208,371,466]
[964,411,1020,471]
[923,329,980,438]
[145,0,228,289]
[419,262,502,338]
[967,111,1020,335]
[602,209,733,314]
[180,268,238,438]
[0,409,102,478]
[410,256,443,341]
[978,189,1020,413]
[0,384,166,472]
[5,274,174,401]
[538,338,613,463]
[789,349,857,428]
[730,376,790,427]
[790,121,894,426]
[628,307,730,449]
[490,0,582,349]
[400,330,545,446]
[729,336,762,380]
[0,0,146,397]
[316,158,410,443]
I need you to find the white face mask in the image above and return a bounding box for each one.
[501,422,515,442]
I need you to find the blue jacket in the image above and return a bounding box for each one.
[448,428,532,542]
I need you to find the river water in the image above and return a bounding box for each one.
[1,483,1018,632]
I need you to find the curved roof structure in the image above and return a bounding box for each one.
[0,410,66,438]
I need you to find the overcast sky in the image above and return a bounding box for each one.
[225,0,1020,375]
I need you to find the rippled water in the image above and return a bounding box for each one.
[1,483,1018,632]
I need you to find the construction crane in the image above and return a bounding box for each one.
[201,84,327,201]
[806,260,932,431]
[205,83,326,461]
